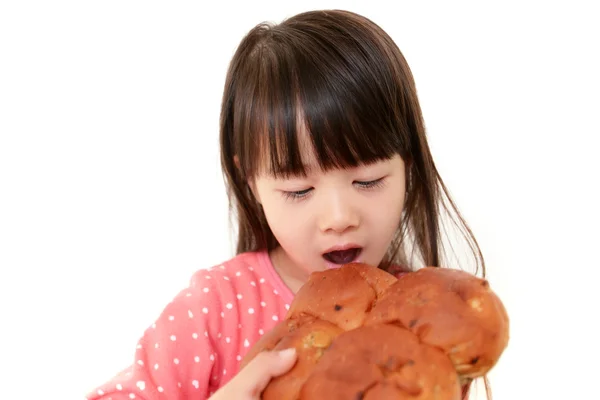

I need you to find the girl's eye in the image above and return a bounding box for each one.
[281,178,385,201]
[354,178,385,189]
[282,188,313,200]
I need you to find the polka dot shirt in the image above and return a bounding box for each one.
[86,251,293,400]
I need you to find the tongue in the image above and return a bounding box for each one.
[324,248,360,264]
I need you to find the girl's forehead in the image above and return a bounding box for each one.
[294,128,319,166]
[246,107,402,179]
[257,128,320,176]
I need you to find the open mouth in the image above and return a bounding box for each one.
[323,248,362,265]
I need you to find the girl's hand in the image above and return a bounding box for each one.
[210,348,297,399]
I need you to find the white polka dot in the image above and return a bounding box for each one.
[157,386,164,393]
[97,390,104,395]
[272,315,279,321]
[186,292,192,297]
[178,382,182,388]
[129,394,135,399]
[285,304,290,310]
[260,301,266,307]
[174,358,179,365]
[248,308,254,314]
[223,369,227,375]
[154,343,159,349]
[192,332,198,339]
[154,363,159,370]
[202,307,208,314]
[236,355,242,361]
[192,380,199,389]
[250,281,256,286]
[219,265,225,270]
[244,339,250,347]
[116,384,123,391]
[236,294,243,300]
[248,266,254,271]
[204,331,209,337]
[226,303,233,309]
[235,271,241,277]
[225,337,231,343]
[205,275,211,279]
[221,312,225,318]
[218,332,222,338]
[203,287,209,293]
[194,356,200,362]
[210,354,215,361]
[136,381,145,391]
[137,360,144,366]
[188,310,194,318]
[223,276,229,281]
[170,335,176,341]
[168,315,174,321]
[259,278,265,283]
[259,329,264,335]
[274,289,279,295]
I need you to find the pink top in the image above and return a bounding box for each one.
[86,252,471,399]
[86,250,294,400]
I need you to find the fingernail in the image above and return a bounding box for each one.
[278,348,296,358]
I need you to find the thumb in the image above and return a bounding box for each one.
[242,347,298,396]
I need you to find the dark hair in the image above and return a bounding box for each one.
[219,9,485,277]
[219,10,491,396]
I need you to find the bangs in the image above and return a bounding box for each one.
[232,21,409,180]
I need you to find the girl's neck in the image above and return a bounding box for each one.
[269,246,309,295]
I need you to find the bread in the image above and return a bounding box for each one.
[241,263,509,400]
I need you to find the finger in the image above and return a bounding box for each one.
[242,348,297,395]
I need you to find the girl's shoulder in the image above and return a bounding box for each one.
[188,250,259,278]
[189,250,265,280]
[187,250,294,304]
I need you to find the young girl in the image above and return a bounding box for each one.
[87,9,486,400]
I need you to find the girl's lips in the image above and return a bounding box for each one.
[325,261,342,270]
[325,256,363,270]
[323,243,362,253]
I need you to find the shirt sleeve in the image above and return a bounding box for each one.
[86,276,223,400]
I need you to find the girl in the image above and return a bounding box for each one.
[87,9,486,400]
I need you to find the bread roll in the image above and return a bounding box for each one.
[300,324,461,400]
[287,263,397,331]
[364,267,509,378]
[241,263,509,399]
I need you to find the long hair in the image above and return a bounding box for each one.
[220,9,485,277]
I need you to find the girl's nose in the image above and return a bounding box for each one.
[318,192,360,233]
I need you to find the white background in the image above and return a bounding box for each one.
[1,1,598,399]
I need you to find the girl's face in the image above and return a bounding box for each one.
[250,138,406,287]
